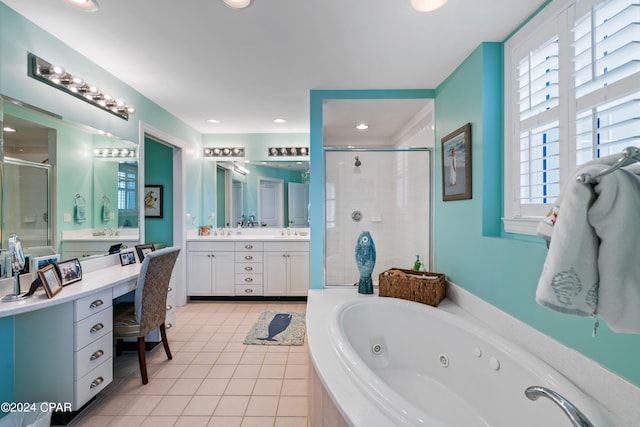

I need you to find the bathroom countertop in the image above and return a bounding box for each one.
[186,234,309,242]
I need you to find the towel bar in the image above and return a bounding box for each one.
[577,146,640,184]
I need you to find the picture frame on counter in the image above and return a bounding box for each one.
[56,258,82,286]
[38,264,63,298]
[135,243,155,262]
[119,251,137,266]
[31,254,60,280]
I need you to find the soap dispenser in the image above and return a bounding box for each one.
[413,255,422,271]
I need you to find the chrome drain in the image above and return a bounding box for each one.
[372,344,383,355]
[439,354,449,368]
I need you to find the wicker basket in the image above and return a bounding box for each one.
[378,268,446,307]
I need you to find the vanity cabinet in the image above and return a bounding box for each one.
[186,238,310,298]
[264,241,310,297]
[13,289,113,410]
[186,241,235,296]
[235,241,264,296]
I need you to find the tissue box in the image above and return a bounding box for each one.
[378,268,446,307]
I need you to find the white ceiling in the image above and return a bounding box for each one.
[2,0,545,136]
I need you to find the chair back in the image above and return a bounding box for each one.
[134,246,180,335]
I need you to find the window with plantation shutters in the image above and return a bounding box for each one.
[503,0,640,235]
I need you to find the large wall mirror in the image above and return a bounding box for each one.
[203,159,309,229]
[0,95,139,274]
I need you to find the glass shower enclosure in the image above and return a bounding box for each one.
[324,148,432,286]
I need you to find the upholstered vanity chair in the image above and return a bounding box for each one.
[113,246,180,384]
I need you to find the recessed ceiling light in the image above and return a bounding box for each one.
[223,0,252,9]
[3,126,17,133]
[207,119,221,124]
[274,118,287,124]
[356,123,369,130]
[64,0,100,12]
[411,0,448,12]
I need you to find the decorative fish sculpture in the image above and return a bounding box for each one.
[355,231,376,294]
[258,313,292,341]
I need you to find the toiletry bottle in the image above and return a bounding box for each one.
[413,255,421,271]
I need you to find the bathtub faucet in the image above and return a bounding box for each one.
[524,386,594,427]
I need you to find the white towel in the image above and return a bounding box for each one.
[588,167,640,333]
[536,157,640,334]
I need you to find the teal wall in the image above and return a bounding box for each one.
[144,137,173,247]
[433,43,640,386]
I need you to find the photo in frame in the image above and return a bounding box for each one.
[441,122,472,201]
[55,258,82,286]
[38,264,63,298]
[119,251,137,266]
[31,254,60,280]
[135,243,156,262]
[144,185,163,218]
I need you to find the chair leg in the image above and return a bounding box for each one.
[115,338,123,357]
[159,323,173,360]
[137,336,149,385]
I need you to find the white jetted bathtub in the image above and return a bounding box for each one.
[307,289,621,427]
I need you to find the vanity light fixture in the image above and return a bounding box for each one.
[268,147,309,157]
[28,54,135,120]
[411,0,448,12]
[203,147,245,157]
[223,0,252,9]
[64,0,100,12]
[94,148,137,159]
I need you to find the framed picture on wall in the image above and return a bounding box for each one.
[144,185,163,218]
[441,123,472,201]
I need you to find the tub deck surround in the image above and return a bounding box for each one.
[307,289,633,427]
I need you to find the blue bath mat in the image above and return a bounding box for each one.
[243,311,306,345]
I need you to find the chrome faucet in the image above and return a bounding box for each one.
[525,386,594,427]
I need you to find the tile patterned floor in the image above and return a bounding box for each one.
[70,301,309,427]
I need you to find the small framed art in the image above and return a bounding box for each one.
[56,258,82,286]
[38,264,63,298]
[441,122,472,201]
[119,251,137,266]
[144,185,163,218]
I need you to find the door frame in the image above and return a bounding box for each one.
[139,122,187,306]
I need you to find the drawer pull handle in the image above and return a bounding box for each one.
[244,277,253,282]
[90,350,104,360]
[244,266,253,271]
[166,304,173,311]
[245,244,253,249]
[90,323,104,333]
[244,288,253,293]
[166,322,173,329]
[244,255,253,260]
[168,287,173,292]
[89,300,104,309]
[90,377,104,388]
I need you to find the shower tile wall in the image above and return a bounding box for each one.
[325,150,430,286]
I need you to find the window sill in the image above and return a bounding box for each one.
[502,217,543,236]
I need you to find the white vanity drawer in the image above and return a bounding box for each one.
[236,252,263,263]
[187,241,235,252]
[75,289,112,321]
[235,262,263,274]
[74,357,113,408]
[236,273,263,285]
[235,284,263,296]
[75,308,113,351]
[235,241,263,251]
[75,332,113,380]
